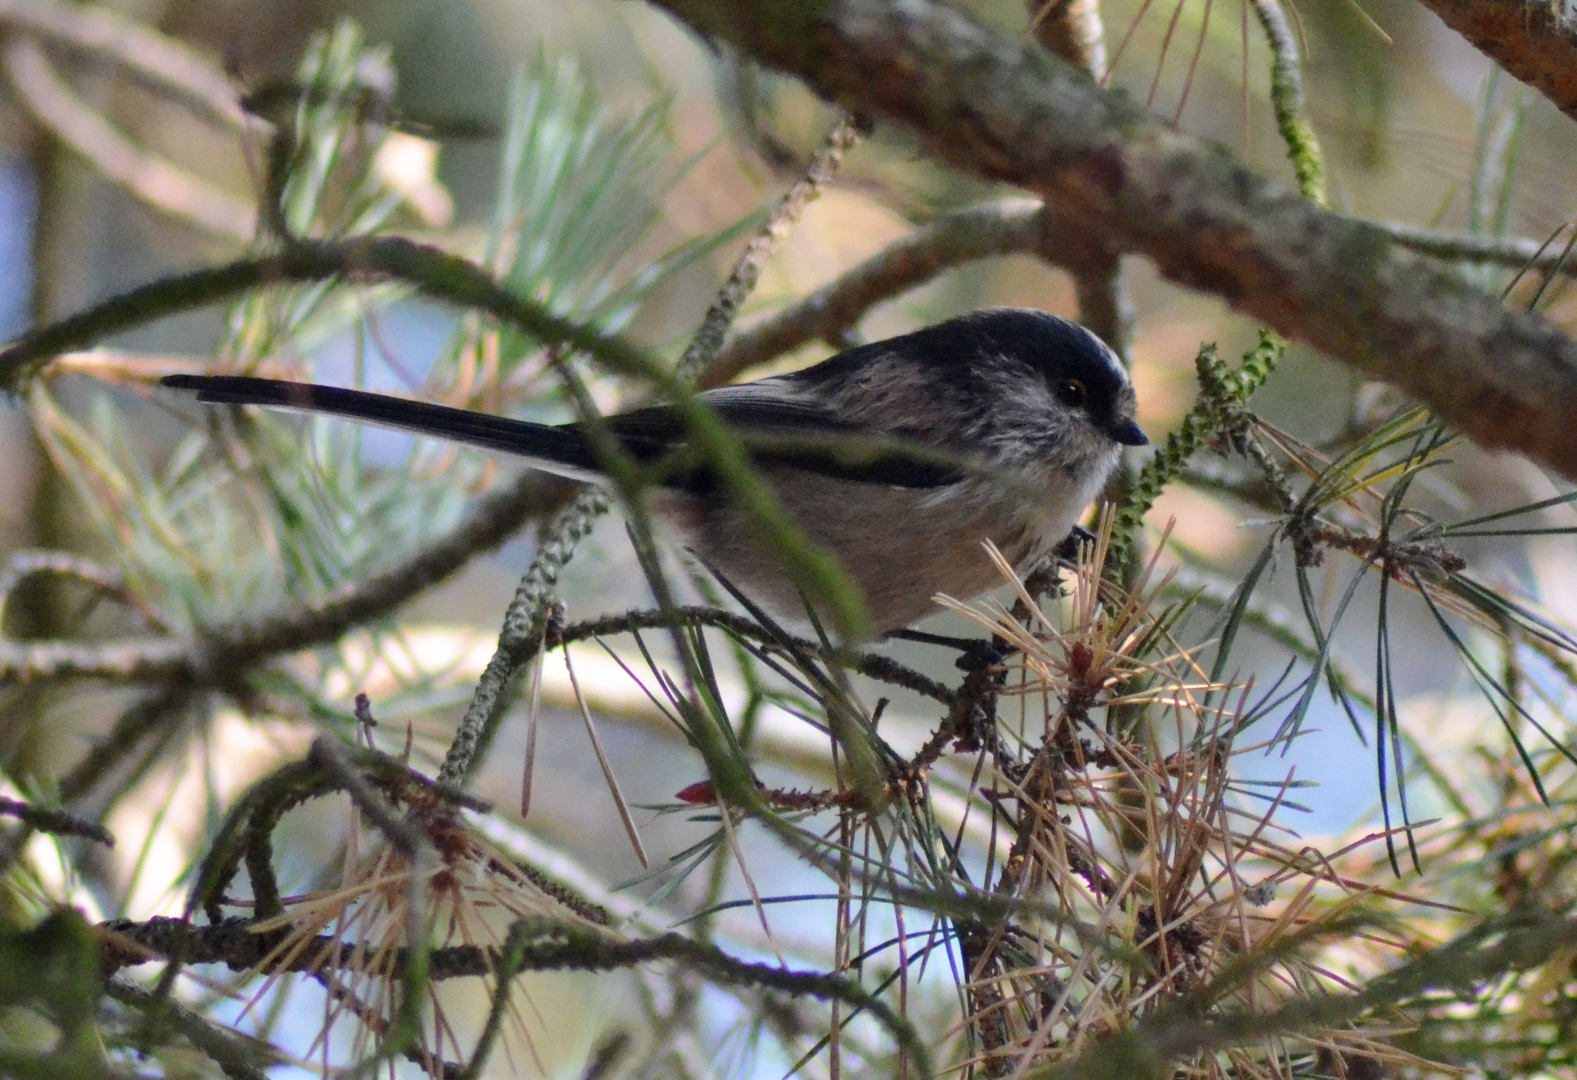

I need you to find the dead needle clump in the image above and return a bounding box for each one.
[231,755,615,1078]
[934,513,1449,1079]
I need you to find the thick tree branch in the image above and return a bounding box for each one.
[647,0,1577,481]
[1411,0,1577,124]
[709,198,1577,385]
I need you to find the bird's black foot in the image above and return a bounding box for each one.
[1054,524,1097,564]
[885,628,1015,672]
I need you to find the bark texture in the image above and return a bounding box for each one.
[1413,0,1577,123]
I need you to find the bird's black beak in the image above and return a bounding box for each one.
[1111,418,1149,447]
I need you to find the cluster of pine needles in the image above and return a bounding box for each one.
[199,724,617,1078]
[910,518,1448,1078]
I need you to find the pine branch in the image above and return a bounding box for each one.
[1411,0,1577,123]
[644,0,1577,482]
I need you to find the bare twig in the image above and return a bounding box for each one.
[105,977,282,1080]
[3,37,255,239]
[0,636,190,686]
[44,349,298,382]
[101,915,933,1079]
[0,471,575,691]
[558,605,957,704]
[0,0,243,127]
[1379,220,1577,275]
[13,475,571,816]
[206,471,575,668]
[0,549,124,608]
[706,198,1044,385]
[0,237,659,389]
[0,796,114,846]
[308,737,424,857]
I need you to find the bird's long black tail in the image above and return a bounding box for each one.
[161,374,603,480]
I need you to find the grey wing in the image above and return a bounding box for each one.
[699,375,855,432]
[602,376,961,490]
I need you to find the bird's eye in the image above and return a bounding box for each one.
[1054,379,1087,408]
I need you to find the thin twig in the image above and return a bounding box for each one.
[0,796,114,846]
[105,977,283,1080]
[206,471,575,667]
[308,737,424,857]
[0,0,243,127]
[1379,219,1577,275]
[558,605,957,705]
[0,637,191,686]
[0,549,124,608]
[0,471,573,690]
[102,915,934,1080]
[1245,0,1326,204]
[680,113,865,385]
[0,547,168,633]
[0,236,658,389]
[439,488,609,785]
[705,198,1044,386]
[35,477,571,810]
[3,37,255,238]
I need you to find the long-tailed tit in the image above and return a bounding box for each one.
[163,308,1147,632]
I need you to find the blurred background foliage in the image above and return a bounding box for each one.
[2,0,1577,1077]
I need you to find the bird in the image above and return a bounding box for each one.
[162,307,1147,634]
